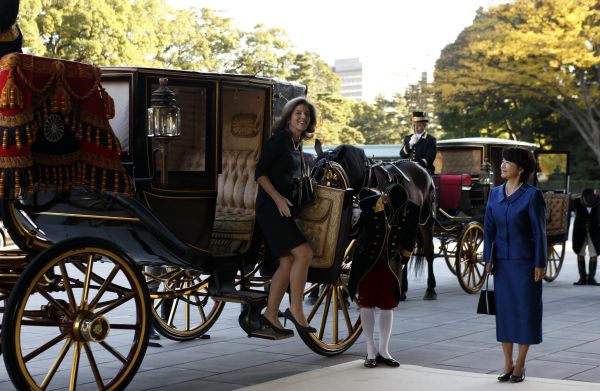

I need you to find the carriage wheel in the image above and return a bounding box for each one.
[2,238,150,391]
[299,239,362,356]
[145,267,225,341]
[544,241,566,282]
[0,199,52,254]
[440,238,459,276]
[455,221,486,294]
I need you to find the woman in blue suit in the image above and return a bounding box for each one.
[484,147,547,383]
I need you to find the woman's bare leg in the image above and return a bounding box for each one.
[502,342,514,373]
[288,242,313,326]
[514,344,529,376]
[263,255,293,328]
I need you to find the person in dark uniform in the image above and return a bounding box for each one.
[484,147,547,383]
[255,96,317,336]
[572,188,600,285]
[0,0,23,58]
[348,185,420,368]
[400,111,437,174]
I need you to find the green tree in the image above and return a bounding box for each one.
[351,95,407,144]
[312,92,364,146]
[434,0,600,163]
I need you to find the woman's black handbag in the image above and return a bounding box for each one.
[294,146,316,208]
[477,243,496,315]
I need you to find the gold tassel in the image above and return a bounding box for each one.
[76,122,83,141]
[27,169,34,198]
[101,169,107,193]
[95,127,100,147]
[15,128,21,149]
[86,125,92,144]
[14,170,20,198]
[0,67,24,109]
[1,129,6,149]
[51,61,71,115]
[107,132,113,151]
[100,86,115,119]
[0,171,4,199]
[25,125,32,145]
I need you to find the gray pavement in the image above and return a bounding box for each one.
[1,238,600,390]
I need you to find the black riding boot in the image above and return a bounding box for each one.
[588,261,600,285]
[574,259,587,285]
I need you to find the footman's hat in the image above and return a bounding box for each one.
[581,188,599,207]
[412,111,429,123]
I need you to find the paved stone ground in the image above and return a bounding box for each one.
[1,234,600,390]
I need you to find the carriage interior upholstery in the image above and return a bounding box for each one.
[544,192,570,238]
[209,86,265,256]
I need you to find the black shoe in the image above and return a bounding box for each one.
[399,292,407,301]
[364,356,377,368]
[261,315,294,336]
[574,277,587,285]
[510,368,525,383]
[588,277,600,286]
[376,354,400,367]
[149,328,161,340]
[497,367,513,382]
[283,308,316,333]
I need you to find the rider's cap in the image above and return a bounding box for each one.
[412,111,429,123]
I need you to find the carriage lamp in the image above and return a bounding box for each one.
[147,78,181,186]
[479,160,494,186]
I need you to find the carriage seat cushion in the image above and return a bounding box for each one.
[210,149,259,255]
[434,175,463,210]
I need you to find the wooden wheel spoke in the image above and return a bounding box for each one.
[69,342,82,391]
[88,265,121,311]
[110,323,140,330]
[307,284,329,322]
[80,255,95,310]
[195,295,207,323]
[153,297,165,311]
[95,292,136,316]
[41,337,73,389]
[21,319,66,327]
[39,289,73,319]
[332,287,339,344]
[338,289,353,334]
[24,330,70,362]
[99,341,127,364]
[318,286,333,340]
[167,297,180,327]
[83,342,105,389]
[184,281,190,330]
[474,265,483,280]
[58,261,77,312]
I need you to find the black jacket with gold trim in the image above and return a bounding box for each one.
[400,132,437,174]
[572,197,600,254]
[348,194,420,302]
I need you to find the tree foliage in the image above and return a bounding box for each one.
[434,0,600,165]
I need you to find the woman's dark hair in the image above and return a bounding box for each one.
[273,96,317,140]
[502,147,536,183]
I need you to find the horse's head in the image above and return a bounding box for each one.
[312,141,370,194]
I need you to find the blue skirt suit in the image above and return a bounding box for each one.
[483,183,547,345]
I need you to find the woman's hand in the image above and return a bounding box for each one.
[485,262,493,275]
[275,195,294,217]
[534,267,545,282]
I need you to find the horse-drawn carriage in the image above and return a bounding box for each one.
[0,54,362,390]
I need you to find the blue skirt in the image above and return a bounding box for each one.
[494,258,543,345]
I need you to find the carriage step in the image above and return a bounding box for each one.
[211,289,268,304]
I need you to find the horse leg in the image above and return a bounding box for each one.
[400,265,408,301]
[422,227,438,300]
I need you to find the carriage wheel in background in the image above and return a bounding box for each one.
[146,267,225,341]
[0,199,53,254]
[298,162,361,356]
[440,238,459,276]
[455,221,486,294]
[544,241,566,282]
[300,239,362,356]
[2,238,150,391]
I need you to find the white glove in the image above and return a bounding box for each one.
[351,206,361,227]
[409,133,420,148]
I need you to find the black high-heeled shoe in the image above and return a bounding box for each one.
[510,368,525,383]
[261,315,294,336]
[497,367,513,382]
[283,308,316,333]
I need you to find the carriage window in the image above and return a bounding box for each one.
[151,84,208,173]
[434,148,482,175]
[536,152,569,192]
[102,80,131,155]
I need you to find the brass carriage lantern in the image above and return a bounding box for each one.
[479,159,494,186]
[147,78,181,186]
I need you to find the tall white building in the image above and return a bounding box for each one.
[333,58,363,101]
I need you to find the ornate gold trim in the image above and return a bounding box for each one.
[37,211,140,221]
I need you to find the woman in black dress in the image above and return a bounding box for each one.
[255,96,317,335]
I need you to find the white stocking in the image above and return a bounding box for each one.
[378,309,394,359]
[360,307,377,359]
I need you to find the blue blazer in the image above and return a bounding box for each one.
[484,183,547,267]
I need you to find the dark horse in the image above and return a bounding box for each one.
[313,141,438,300]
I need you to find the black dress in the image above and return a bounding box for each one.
[255,129,306,258]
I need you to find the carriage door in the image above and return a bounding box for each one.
[535,151,570,193]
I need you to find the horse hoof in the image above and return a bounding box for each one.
[399,292,407,301]
[423,291,437,300]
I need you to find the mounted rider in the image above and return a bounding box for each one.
[400,111,437,175]
[0,0,22,58]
